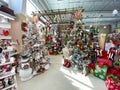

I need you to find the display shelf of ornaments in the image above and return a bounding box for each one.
[3,48,14,53]
[0,36,12,40]
[0,17,18,90]
[19,20,51,81]
[0,61,14,66]
[0,56,18,90]
[10,52,19,57]
[0,71,15,80]
[0,23,11,29]
[2,83,16,90]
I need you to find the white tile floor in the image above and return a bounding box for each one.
[17,55,107,90]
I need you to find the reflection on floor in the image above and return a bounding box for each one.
[17,55,107,90]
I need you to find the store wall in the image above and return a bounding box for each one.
[98,25,111,34]
[112,22,120,32]
[0,0,8,6]
[8,0,26,15]
[10,14,26,52]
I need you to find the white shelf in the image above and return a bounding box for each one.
[1,83,16,90]
[0,23,11,29]
[3,48,13,52]
[0,10,15,21]
[0,36,12,39]
[0,61,14,66]
[0,72,15,79]
[10,42,18,45]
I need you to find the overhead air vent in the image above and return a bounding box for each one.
[57,0,63,1]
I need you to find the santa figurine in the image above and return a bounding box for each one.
[95,45,102,57]
[107,46,116,61]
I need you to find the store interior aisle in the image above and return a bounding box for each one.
[17,55,107,90]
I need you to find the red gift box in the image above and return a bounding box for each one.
[97,57,112,67]
[114,66,119,71]
[105,78,120,90]
[107,68,120,79]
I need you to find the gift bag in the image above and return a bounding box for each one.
[94,63,108,80]
[63,59,71,68]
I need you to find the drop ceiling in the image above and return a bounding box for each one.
[31,0,120,25]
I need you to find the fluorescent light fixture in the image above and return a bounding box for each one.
[0,10,15,20]
[112,9,118,15]
[104,26,107,29]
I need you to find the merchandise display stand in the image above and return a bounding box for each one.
[62,8,99,75]
[0,17,18,90]
[18,19,51,81]
[46,24,63,55]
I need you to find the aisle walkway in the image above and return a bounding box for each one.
[17,55,107,90]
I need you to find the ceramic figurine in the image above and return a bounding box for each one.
[19,53,33,81]
[19,67,33,81]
